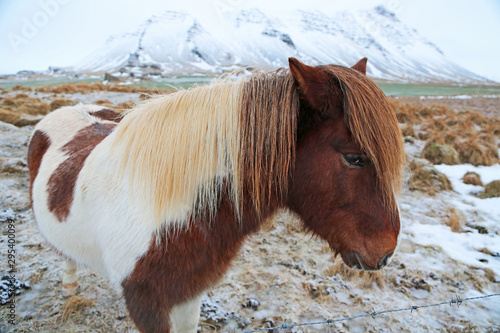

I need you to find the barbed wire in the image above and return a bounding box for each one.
[241,293,500,333]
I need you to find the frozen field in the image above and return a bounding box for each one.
[0,87,498,332]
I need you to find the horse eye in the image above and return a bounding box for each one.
[343,153,365,167]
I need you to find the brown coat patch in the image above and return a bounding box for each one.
[27,130,51,204]
[90,109,123,123]
[47,123,116,222]
[121,188,275,332]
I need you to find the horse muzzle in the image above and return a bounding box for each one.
[341,250,393,271]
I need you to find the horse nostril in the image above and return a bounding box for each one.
[344,251,363,270]
[378,251,393,269]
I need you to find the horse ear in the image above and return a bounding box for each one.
[289,57,330,110]
[351,57,368,75]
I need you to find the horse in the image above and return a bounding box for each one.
[27,57,404,333]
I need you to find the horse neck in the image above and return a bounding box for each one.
[110,72,296,231]
[212,180,284,237]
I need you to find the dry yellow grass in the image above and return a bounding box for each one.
[407,159,453,195]
[0,109,19,125]
[465,110,488,126]
[444,130,460,145]
[324,258,384,289]
[94,99,113,107]
[462,171,483,186]
[0,82,175,128]
[421,141,459,165]
[9,81,173,95]
[60,296,95,323]
[3,97,18,107]
[14,93,29,99]
[454,139,498,166]
[0,86,138,127]
[484,122,500,136]
[445,208,463,233]
[49,99,76,111]
[391,101,456,125]
[115,101,136,110]
[18,101,50,115]
[2,96,49,114]
[0,108,40,127]
[479,180,500,199]
[421,117,448,133]
[0,95,50,126]
[390,100,500,167]
[401,124,415,137]
[33,81,172,95]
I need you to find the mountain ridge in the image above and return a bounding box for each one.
[73,6,489,84]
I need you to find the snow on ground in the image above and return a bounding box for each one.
[401,164,500,278]
[0,93,498,332]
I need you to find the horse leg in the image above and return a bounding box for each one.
[123,279,203,333]
[62,259,78,296]
[122,281,171,333]
[170,294,203,333]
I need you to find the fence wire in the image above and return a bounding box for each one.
[241,293,500,333]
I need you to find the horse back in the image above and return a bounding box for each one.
[28,105,121,222]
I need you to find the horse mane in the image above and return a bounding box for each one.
[111,70,298,230]
[321,65,405,206]
[111,64,402,231]
[240,70,299,215]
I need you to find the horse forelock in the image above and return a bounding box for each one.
[322,65,405,207]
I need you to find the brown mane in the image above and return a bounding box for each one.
[112,70,299,229]
[240,70,299,215]
[111,65,401,230]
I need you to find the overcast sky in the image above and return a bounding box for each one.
[0,0,499,81]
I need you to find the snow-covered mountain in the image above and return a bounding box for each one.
[74,6,487,83]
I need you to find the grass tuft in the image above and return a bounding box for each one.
[408,159,452,195]
[462,172,483,186]
[95,99,113,106]
[445,208,463,233]
[401,124,416,137]
[479,180,500,199]
[453,139,499,166]
[60,296,95,323]
[421,141,459,165]
[50,99,76,111]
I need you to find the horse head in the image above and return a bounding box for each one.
[288,57,404,271]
